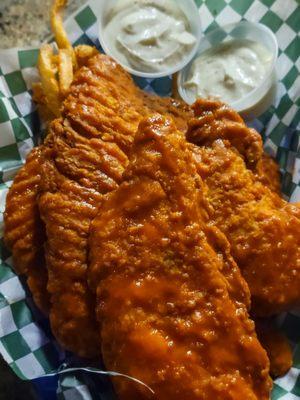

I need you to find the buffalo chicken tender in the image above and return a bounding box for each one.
[89,115,271,399]
[188,99,300,316]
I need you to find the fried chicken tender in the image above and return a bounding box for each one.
[38,125,120,357]
[189,100,300,316]
[37,54,192,357]
[37,54,144,357]
[89,115,271,400]
[4,148,49,313]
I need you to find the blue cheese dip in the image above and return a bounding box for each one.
[183,39,273,104]
[103,0,196,73]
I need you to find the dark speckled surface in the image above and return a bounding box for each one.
[0,0,86,48]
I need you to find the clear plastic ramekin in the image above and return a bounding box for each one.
[178,21,278,120]
[98,0,202,79]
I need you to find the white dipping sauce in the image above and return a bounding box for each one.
[183,39,273,104]
[103,0,196,73]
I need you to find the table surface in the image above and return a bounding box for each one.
[0,0,86,49]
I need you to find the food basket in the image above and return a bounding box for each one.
[0,0,299,399]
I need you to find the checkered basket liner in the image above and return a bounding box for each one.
[0,0,299,398]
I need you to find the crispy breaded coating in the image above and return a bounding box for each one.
[38,54,144,357]
[189,100,300,316]
[39,121,125,357]
[38,54,193,357]
[89,115,271,400]
[4,148,49,313]
[187,99,263,166]
[255,154,282,194]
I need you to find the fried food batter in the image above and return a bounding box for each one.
[4,148,49,313]
[187,99,263,166]
[37,54,192,357]
[37,54,143,357]
[189,100,300,316]
[140,93,193,134]
[255,154,282,194]
[89,115,271,400]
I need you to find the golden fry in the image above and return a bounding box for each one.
[35,2,101,120]
[38,44,61,117]
[58,48,73,95]
[51,0,76,67]
[75,45,99,67]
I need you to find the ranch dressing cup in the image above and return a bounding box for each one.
[98,0,202,78]
[178,22,278,120]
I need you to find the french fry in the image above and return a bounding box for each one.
[74,45,99,67]
[51,0,77,67]
[34,1,102,121]
[58,48,73,95]
[38,44,61,117]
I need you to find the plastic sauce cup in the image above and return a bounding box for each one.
[98,0,202,79]
[178,21,279,120]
